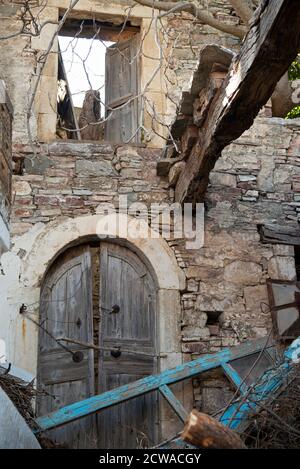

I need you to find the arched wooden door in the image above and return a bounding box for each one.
[38,242,157,449]
[37,245,97,448]
[98,243,157,448]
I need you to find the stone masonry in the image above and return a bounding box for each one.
[2,0,300,417]
[9,114,300,412]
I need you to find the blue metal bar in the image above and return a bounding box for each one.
[159,385,188,422]
[35,336,272,432]
[221,363,248,394]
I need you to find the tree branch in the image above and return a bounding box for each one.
[134,0,247,39]
[228,0,254,25]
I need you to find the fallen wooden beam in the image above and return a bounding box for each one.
[34,337,272,432]
[182,409,246,449]
[172,0,300,202]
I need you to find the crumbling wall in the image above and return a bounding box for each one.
[165,1,242,114]
[2,114,300,414]
[0,1,241,144]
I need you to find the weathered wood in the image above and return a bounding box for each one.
[157,156,183,177]
[219,338,299,432]
[37,245,96,448]
[169,161,186,186]
[105,36,140,143]
[182,409,246,449]
[98,242,157,449]
[181,125,199,155]
[35,337,272,432]
[260,224,300,245]
[174,0,300,202]
[159,384,188,422]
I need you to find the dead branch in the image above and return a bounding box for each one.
[133,0,247,38]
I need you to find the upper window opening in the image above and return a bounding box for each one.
[57,19,140,144]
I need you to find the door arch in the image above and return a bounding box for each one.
[37,240,157,449]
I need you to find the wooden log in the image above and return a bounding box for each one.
[182,409,247,449]
[169,161,186,186]
[181,125,199,155]
[174,0,300,203]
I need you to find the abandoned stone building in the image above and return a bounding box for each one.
[0,0,300,450]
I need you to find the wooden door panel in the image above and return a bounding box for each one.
[98,373,158,449]
[39,349,92,385]
[98,242,157,448]
[105,37,139,143]
[38,245,96,448]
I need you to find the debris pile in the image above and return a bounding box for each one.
[242,366,300,449]
[0,371,38,431]
[0,370,66,448]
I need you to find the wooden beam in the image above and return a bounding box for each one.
[159,384,188,422]
[34,337,272,432]
[174,0,300,203]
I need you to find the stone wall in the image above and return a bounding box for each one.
[165,1,242,115]
[2,0,300,419]
[7,114,300,413]
[0,1,242,144]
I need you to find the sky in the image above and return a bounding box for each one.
[58,36,114,112]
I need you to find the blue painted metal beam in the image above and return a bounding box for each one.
[159,385,188,422]
[35,337,272,432]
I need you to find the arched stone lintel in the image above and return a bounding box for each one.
[22,214,186,291]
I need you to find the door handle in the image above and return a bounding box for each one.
[111,347,121,358]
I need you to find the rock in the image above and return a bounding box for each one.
[12,180,31,196]
[76,159,117,177]
[209,172,237,187]
[182,326,210,341]
[224,260,262,285]
[267,256,296,280]
[244,284,268,312]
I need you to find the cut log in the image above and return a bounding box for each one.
[182,409,246,449]
[173,0,300,203]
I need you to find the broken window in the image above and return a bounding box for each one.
[267,280,300,340]
[57,18,140,143]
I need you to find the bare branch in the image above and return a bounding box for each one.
[134,0,247,38]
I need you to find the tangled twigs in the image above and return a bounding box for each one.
[242,365,300,449]
[0,372,39,430]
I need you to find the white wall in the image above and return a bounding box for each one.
[0,387,40,449]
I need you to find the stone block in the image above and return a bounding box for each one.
[244,284,268,312]
[224,261,262,285]
[268,256,296,281]
[76,159,117,177]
